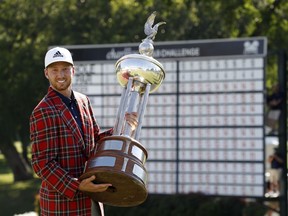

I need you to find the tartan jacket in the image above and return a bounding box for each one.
[30,87,112,216]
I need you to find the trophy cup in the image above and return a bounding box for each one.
[80,11,166,207]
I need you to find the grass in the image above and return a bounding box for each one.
[0,154,14,184]
[0,151,41,216]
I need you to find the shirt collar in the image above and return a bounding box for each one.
[54,90,76,106]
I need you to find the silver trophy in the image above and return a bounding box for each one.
[80,11,166,207]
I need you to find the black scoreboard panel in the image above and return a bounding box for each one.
[69,37,267,197]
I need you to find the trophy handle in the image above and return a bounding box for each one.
[113,77,134,135]
[134,83,151,140]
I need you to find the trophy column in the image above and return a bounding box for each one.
[80,11,165,207]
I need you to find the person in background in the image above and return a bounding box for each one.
[265,83,284,135]
[266,147,284,197]
[30,47,138,216]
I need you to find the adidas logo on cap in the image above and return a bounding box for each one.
[53,51,64,58]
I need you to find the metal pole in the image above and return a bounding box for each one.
[277,50,287,216]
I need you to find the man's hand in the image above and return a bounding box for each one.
[125,112,138,131]
[79,175,112,193]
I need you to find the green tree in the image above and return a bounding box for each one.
[0,0,48,180]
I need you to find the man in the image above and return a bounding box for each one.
[265,83,284,135]
[30,47,137,215]
[267,147,284,197]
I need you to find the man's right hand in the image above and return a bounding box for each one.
[79,175,112,193]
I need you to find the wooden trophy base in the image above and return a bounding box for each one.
[80,135,148,207]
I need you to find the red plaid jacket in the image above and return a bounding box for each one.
[30,87,112,215]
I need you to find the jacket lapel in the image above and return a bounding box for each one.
[74,92,93,156]
[47,87,85,148]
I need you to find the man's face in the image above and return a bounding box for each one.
[44,62,74,95]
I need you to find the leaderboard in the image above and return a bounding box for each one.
[67,37,267,197]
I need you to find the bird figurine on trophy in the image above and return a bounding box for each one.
[80,11,166,207]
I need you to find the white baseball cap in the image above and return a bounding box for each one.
[44,47,74,68]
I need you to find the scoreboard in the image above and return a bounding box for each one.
[67,37,267,197]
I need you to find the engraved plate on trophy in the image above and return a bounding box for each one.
[80,11,166,207]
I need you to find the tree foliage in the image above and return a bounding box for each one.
[0,0,287,179]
